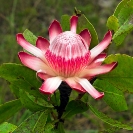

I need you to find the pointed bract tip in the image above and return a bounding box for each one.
[16,33,24,42]
[79,29,91,47]
[49,20,62,31]
[70,15,78,33]
[111,62,118,70]
[106,30,112,38]
[39,88,53,95]
[70,15,78,20]
[49,19,62,43]
[18,51,25,60]
[95,92,104,100]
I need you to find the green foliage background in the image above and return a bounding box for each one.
[1,0,133,132]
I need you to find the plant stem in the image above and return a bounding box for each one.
[55,82,72,129]
[58,82,72,119]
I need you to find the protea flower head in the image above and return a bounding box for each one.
[16,15,117,99]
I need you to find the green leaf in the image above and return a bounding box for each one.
[0,63,48,100]
[13,110,49,133]
[44,122,54,133]
[99,127,119,133]
[57,122,65,133]
[62,100,89,119]
[32,110,49,133]
[61,15,70,31]
[79,93,89,103]
[113,32,129,46]
[113,20,133,46]
[23,29,37,45]
[113,0,129,17]
[118,5,133,26]
[100,54,133,93]
[0,63,39,86]
[19,89,45,112]
[10,79,52,108]
[11,79,48,101]
[51,91,60,106]
[106,15,119,32]
[112,1,133,46]
[93,79,128,111]
[0,122,17,133]
[88,103,132,130]
[0,99,23,124]
[77,14,99,49]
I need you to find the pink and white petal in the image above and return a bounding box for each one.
[39,77,62,94]
[76,78,104,99]
[36,37,50,53]
[70,15,78,33]
[16,34,44,59]
[79,62,117,78]
[37,70,52,80]
[65,77,86,93]
[18,52,56,76]
[49,20,62,43]
[79,29,91,47]
[90,31,112,61]
[87,53,107,68]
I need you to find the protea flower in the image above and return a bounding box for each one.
[16,16,117,99]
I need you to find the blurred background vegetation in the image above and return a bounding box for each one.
[1,0,133,132]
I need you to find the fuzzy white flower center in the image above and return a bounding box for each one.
[45,31,90,77]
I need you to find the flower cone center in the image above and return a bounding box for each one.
[45,31,90,77]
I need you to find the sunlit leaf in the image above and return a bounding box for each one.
[44,122,55,133]
[88,104,132,130]
[93,79,128,111]
[112,32,128,46]
[0,122,17,133]
[113,0,129,17]
[13,110,49,133]
[32,110,50,133]
[106,15,119,32]
[100,54,133,93]
[113,21,133,46]
[112,0,133,46]
[118,6,133,26]
[23,29,37,45]
[0,99,23,124]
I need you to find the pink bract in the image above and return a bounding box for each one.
[16,15,117,99]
